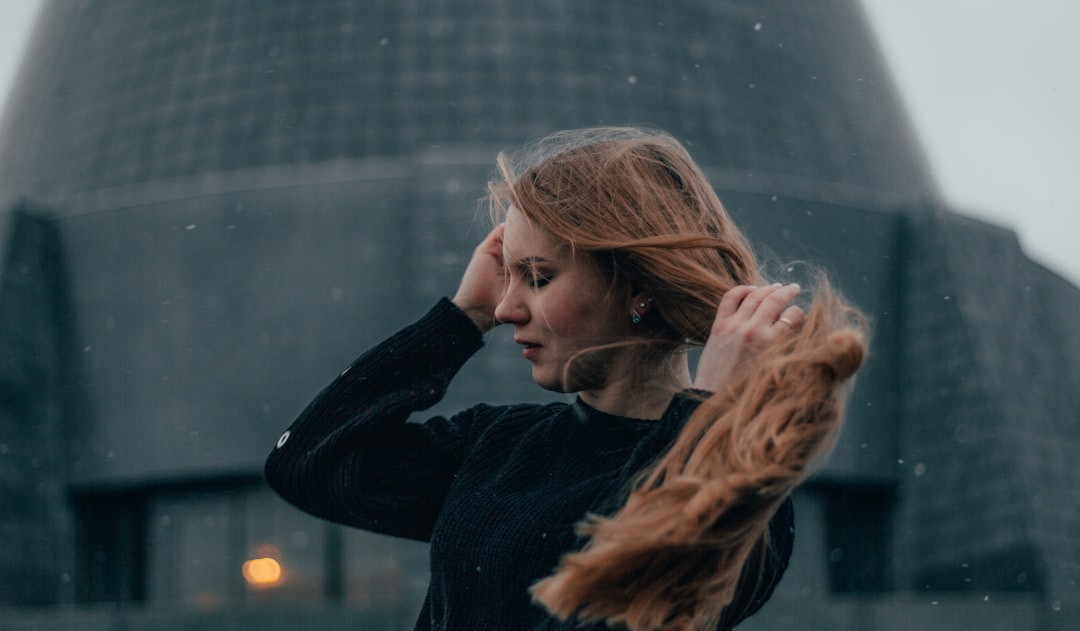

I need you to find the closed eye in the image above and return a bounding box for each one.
[515,260,553,289]
[528,272,552,288]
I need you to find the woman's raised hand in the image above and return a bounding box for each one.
[691,283,805,393]
[452,224,507,333]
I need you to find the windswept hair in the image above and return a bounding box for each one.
[488,127,867,630]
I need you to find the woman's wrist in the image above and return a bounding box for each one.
[451,297,496,333]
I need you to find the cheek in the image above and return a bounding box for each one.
[537,289,606,337]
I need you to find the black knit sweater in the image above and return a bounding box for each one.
[265,299,793,630]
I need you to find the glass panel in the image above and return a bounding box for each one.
[146,489,237,608]
[76,493,147,604]
[344,528,429,619]
[242,488,327,604]
[825,485,893,593]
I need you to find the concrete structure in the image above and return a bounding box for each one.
[0,0,1076,628]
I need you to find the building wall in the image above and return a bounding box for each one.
[0,0,1076,627]
[0,204,78,607]
[895,209,1080,600]
[0,0,936,205]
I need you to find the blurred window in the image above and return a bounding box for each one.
[75,480,430,624]
[75,492,147,604]
[824,484,894,593]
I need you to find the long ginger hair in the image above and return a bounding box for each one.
[488,127,867,631]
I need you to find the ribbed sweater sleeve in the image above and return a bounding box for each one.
[264,298,486,541]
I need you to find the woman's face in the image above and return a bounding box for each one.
[494,207,637,393]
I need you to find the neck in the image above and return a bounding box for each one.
[578,352,691,420]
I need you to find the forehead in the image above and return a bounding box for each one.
[502,206,568,261]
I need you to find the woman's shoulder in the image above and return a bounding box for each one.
[455,399,572,431]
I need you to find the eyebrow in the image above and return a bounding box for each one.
[511,255,551,273]
[505,254,551,268]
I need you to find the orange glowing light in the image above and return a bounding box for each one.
[242,557,283,587]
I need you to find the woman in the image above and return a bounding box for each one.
[265,127,866,630]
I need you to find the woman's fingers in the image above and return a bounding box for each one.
[694,283,803,391]
[719,284,801,325]
[452,224,507,332]
[737,283,797,320]
[716,285,755,317]
[478,222,505,259]
[748,283,801,326]
[775,304,806,331]
[730,284,779,318]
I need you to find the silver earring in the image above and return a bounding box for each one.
[631,310,641,324]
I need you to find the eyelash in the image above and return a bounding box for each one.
[519,267,552,288]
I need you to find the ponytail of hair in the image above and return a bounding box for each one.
[530,283,867,631]
[490,127,869,630]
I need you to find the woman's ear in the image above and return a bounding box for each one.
[629,291,654,324]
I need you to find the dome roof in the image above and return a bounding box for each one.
[0,0,936,207]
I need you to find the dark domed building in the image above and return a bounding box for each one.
[0,1,1076,628]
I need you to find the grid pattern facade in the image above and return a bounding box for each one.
[895,208,1080,600]
[0,0,934,206]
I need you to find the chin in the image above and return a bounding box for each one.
[532,365,604,394]
[531,369,570,393]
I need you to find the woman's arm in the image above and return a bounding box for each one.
[264,298,486,541]
[266,223,508,540]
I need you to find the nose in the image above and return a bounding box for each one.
[494,280,528,325]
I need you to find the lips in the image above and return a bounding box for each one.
[515,338,541,360]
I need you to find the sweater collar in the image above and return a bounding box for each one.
[570,396,657,433]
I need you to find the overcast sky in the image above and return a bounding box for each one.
[861,0,1080,286]
[1,1,1077,286]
